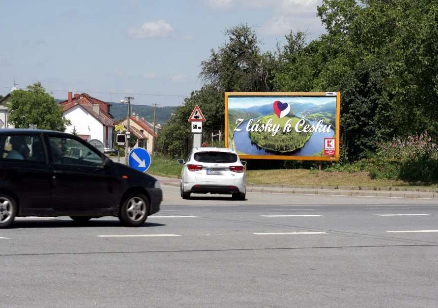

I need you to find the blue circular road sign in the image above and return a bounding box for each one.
[128,148,151,172]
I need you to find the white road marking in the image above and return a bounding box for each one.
[419,198,433,200]
[376,214,430,217]
[260,215,322,217]
[254,232,327,235]
[98,234,181,238]
[358,196,375,198]
[16,217,59,220]
[0,237,11,240]
[151,215,198,218]
[387,230,438,233]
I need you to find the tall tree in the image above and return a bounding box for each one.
[200,24,274,92]
[7,82,68,131]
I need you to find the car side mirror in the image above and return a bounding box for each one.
[103,157,111,167]
[177,159,185,165]
[241,161,247,167]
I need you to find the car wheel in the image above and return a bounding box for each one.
[0,193,17,229]
[232,192,246,201]
[119,194,149,227]
[180,184,191,199]
[70,216,92,224]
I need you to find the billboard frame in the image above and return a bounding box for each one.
[224,92,341,161]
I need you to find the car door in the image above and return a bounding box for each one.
[47,134,115,212]
[0,133,52,215]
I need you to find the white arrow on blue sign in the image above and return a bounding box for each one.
[128,148,151,172]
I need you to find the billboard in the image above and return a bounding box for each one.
[225,92,341,161]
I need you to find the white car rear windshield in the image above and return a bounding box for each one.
[194,151,238,163]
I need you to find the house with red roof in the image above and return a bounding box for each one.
[118,114,159,154]
[60,92,115,151]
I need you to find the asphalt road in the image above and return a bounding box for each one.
[1,185,438,308]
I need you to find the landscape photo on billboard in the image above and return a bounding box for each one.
[227,95,338,158]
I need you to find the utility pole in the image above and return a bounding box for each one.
[121,96,134,164]
[152,103,159,155]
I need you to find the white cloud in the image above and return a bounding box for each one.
[208,0,233,10]
[171,74,189,83]
[128,20,174,39]
[143,73,156,79]
[206,0,323,37]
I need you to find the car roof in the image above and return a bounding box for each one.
[0,129,58,134]
[192,147,236,153]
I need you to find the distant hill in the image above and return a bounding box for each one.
[110,103,177,124]
[57,99,177,124]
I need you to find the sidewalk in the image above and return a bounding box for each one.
[152,175,438,200]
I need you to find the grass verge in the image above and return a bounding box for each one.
[148,155,183,178]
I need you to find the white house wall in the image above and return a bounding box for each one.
[64,106,104,143]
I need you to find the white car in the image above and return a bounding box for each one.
[179,147,246,200]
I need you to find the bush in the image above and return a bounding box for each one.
[374,132,438,183]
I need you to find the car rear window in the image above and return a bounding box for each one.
[194,151,238,163]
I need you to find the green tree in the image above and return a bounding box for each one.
[8,82,68,131]
[200,24,274,92]
[0,95,3,101]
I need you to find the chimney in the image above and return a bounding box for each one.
[74,93,80,99]
[68,92,72,103]
[136,114,140,121]
[92,104,100,115]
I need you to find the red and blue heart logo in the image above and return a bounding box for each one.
[273,101,290,118]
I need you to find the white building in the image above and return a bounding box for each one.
[61,92,114,151]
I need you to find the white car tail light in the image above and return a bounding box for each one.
[187,164,203,171]
[229,166,244,173]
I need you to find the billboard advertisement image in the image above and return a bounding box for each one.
[225,92,341,161]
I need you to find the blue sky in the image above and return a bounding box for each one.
[0,0,324,106]
[229,96,336,108]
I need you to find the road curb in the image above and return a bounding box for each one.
[155,177,437,200]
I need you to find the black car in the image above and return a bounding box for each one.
[0,129,162,228]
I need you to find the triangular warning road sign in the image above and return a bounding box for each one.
[188,105,206,122]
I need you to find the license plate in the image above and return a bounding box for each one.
[207,169,222,175]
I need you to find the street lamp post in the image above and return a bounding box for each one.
[121,96,134,164]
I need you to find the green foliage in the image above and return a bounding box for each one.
[200,24,275,92]
[147,155,183,178]
[7,82,68,131]
[156,85,222,157]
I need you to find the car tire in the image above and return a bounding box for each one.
[0,193,17,229]
[119,194,149,227]
[70,216,92,224]
[180,184,191,199]
[232,192,246,201]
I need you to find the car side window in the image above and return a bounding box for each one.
[49,136,104,167]
[0,135,46,162]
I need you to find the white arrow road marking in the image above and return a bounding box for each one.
[387,230,438,233]
[98,234,181,238]
[131,152,146,168]
[260,215,322,217]
[254,232,327,235]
